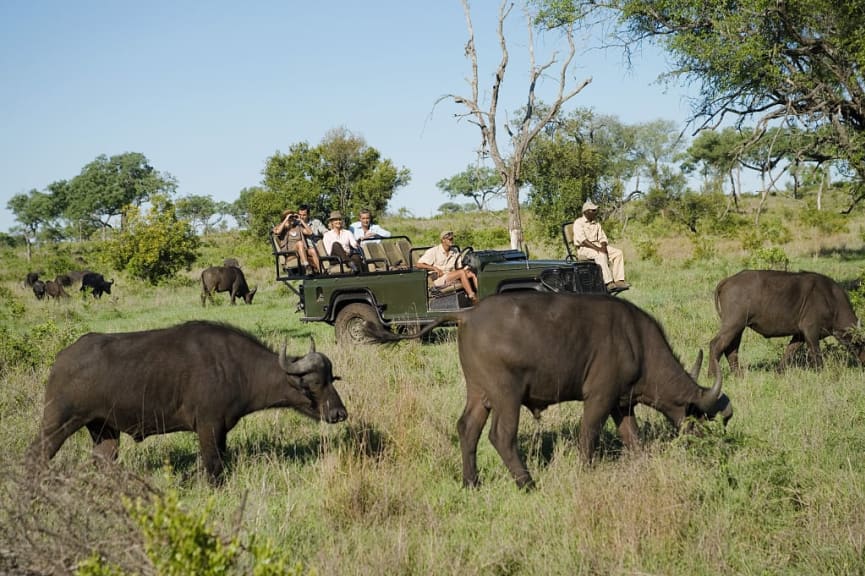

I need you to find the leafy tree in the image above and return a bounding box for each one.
[523,125,604,238]
[65,152,177,233]
[436,165,505,211]
[612,0,865,208]
[263,127,410,223]
[229,186,265,230]
[106,194,200,284]
[522,109,639,238]
[176,194,229,235]
[7,189,57,259]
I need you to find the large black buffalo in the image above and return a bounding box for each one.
[709,270,865,376]
[80,272,114,299]
[27,321,348,483]
[201,265,257,306]
[365,292,732,489]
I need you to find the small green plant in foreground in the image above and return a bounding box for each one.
[75,482,311,576]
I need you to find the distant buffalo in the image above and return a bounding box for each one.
[27,321,348,483]
[709,270,865,375]
[80,272,114,299]
[32,279,46,300]
[25,271,41,288]
[201,266,257,306]
[44,280,68,300]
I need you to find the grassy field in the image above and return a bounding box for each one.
[2,200,865,574]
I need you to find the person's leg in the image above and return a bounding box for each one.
[294,240,311,270]
[443,270,477,301]
[578,247,612,284]
[607,246,626,282]
[307,247,321,273]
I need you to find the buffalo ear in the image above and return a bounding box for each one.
[689,350,703,381]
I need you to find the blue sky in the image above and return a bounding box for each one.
[0,1,697,233]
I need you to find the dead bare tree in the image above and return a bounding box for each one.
[441,0,591,249]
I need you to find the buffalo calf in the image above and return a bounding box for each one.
[32,279,46,300]
[27,321,347,484]
[44,280,68,300]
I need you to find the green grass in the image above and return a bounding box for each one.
[3,201,865,574]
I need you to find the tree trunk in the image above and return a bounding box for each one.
[505,179,523,249]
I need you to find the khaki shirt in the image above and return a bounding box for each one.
[418,244,458,272]
[572,216,608,248]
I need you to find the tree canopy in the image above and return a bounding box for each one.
[612,0,865,206]
[436,165,504,211]
[65,152,177,232]
[259,127,410,234]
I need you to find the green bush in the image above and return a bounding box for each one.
[744,246,790,270]
[799,203,848,234]
[76,485,310,576]
[106,195,200,285]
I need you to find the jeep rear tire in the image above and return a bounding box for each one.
[335,303,381,345]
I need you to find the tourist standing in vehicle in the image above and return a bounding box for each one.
[323,211,364,274]
[572,200,629,293]
[416,231,479,304]
[350,208,391,242]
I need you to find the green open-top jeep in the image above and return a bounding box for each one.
[272,233,606,344]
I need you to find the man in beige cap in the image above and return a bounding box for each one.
[572,200,629,293]
[416,230,479,304]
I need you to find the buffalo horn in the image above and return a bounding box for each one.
[689,350,703,381]
[278,338,319,375]
[697,370,724,412]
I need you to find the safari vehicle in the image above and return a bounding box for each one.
[271,233,606,344]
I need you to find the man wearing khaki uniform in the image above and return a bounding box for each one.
[572,200,630,293]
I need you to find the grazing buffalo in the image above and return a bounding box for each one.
[32,279,46,300]
[709,270,865,376]
[44,280,68,300]
[25,271,41,287]
[80,272,114,299]
[201,265,257,306]
[365,292,732,489]
[26,321,348,483]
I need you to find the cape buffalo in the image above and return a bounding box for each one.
[27,321,348,484]
[25,271,41,287]
[32,279,46,300]
[80,271,114,299]
[44,280,68,300]
[709,270,865,376]
[201,265,257,306]
[365,292,732,489]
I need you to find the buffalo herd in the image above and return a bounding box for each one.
[25,270,113,301]
[23,264,864,486]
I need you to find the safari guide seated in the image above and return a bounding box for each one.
[572,200,630,293]
[416,230,479,304]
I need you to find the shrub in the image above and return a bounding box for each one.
[799,202,848,235]
[76,485,311,576]
[106,195,200,285]
[744,247,790,270]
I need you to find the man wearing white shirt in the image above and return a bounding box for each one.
[350,208,391,242]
